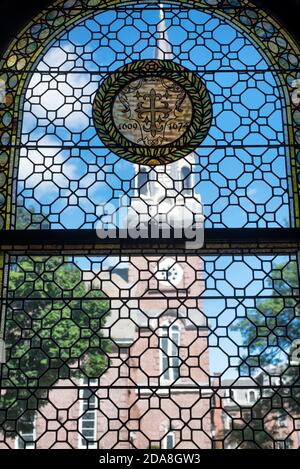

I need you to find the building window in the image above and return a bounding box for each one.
[163,431,175,449]
[0,0,300,452]
[16,414,36,449]
[161,324,180,382]
[79,378,98,449]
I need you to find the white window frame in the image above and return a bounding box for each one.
[15,414,36,449]
[79,378,98,449]
[181,166,192,192]
[160,323,180,383]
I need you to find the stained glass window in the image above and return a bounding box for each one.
[0,0,300,451]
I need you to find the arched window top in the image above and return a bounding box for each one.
[0,0,299,231]
[2,1,299,73]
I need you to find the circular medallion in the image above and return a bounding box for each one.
[113,76,193,146]
[93,60,212,166]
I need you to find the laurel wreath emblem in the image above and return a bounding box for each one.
[93,60,212,166]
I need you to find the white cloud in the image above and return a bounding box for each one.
[38,44,74,71]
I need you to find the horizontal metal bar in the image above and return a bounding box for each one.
[0,228,300,255]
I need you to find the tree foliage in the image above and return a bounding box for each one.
[225,260,300,448]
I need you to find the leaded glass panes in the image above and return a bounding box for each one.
[11,4,294,229]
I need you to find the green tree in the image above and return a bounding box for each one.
[225,260,300,448]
